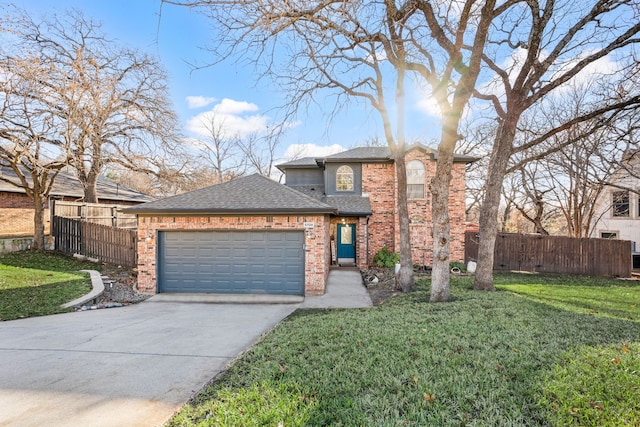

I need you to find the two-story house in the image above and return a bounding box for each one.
[125,144,474,296]
[589,151,640,268]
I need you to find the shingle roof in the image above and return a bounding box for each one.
[276,143,477,169]
[123,174,337,215]
[0,165,154,203]
[325,196,372,216]
[276,157,319,168]
[288,185,372,215]
[324,146,392,161]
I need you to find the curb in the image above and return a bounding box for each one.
[61,270,105,308]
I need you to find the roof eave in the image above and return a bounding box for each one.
[123,207,337,216]
[322,157,393,163]
[276,163,322,170]
[335,211,373,216]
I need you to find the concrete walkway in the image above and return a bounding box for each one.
[301,268,373,308]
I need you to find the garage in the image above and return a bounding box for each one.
[157,230,305,295]
[124,174,335,295]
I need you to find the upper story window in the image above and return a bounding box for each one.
[407,160,425,199]
[612,190,630,217]
[336,165,354,191]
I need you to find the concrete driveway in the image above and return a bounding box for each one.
[0,301,298,427]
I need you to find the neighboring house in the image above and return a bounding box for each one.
[589,153,640,268]
[0,165,154,236]
[125,144,475,296]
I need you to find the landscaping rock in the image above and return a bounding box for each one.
[361,267,399,306]
[92,264,150,306]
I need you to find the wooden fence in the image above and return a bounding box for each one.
[52,216,137,268]
[53,201,137,229]
[465,231,632,277]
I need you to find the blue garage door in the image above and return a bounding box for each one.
[158,230,305,295]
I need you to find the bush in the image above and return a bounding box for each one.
[372,247,400,268]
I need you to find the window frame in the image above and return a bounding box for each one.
[336,165,354,192]
[406,160,425,199]
[612,190,630,218]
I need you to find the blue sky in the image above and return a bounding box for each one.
[10,0,441,160]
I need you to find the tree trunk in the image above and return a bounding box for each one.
[32,192,46,251]
[430,124,458,303]
[394,153,415,292]
[474,119,518,291]
[83,170,99,203]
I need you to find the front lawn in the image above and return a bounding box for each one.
[0,251,99,321]
[170,273,640,427]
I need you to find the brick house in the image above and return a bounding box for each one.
[125,144,474,296]
[0,165,153,236]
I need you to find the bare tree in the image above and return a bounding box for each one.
[0,56,70,250]
[192,114,244,183]
[504,165,553,234]
[7,8,179,203]
[509,110,638,238]
[473,0,640,290]
[107,160,223,196]
[237,130,282,178]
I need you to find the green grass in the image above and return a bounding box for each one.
[0,251,99,321]
[496,274,639,322]
[169,273,640,427]
[540,342,640,426]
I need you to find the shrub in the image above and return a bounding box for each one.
[372,247,400,268]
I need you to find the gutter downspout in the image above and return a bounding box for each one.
[366,216,370,266]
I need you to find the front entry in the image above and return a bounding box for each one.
[337,223,356,264]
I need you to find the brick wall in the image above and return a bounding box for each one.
[362,163,396,264]
[0,192,35,209]
[136,214,329,295]
[361,149,467,267]
[448,163,467,263]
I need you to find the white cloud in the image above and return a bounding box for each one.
[284,143,345,160]
[213,98,259,115]
[185,98,269,139]
[186,96,217,109]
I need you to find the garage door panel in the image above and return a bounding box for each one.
[250,264,265,274]
[250,233,266,242]
[285,248,301,257]
[199,248,214,257]
[249,247,266,257]
[158,230,304,295]
[232,247,248,257]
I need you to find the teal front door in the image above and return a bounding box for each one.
[337,223,356,263]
